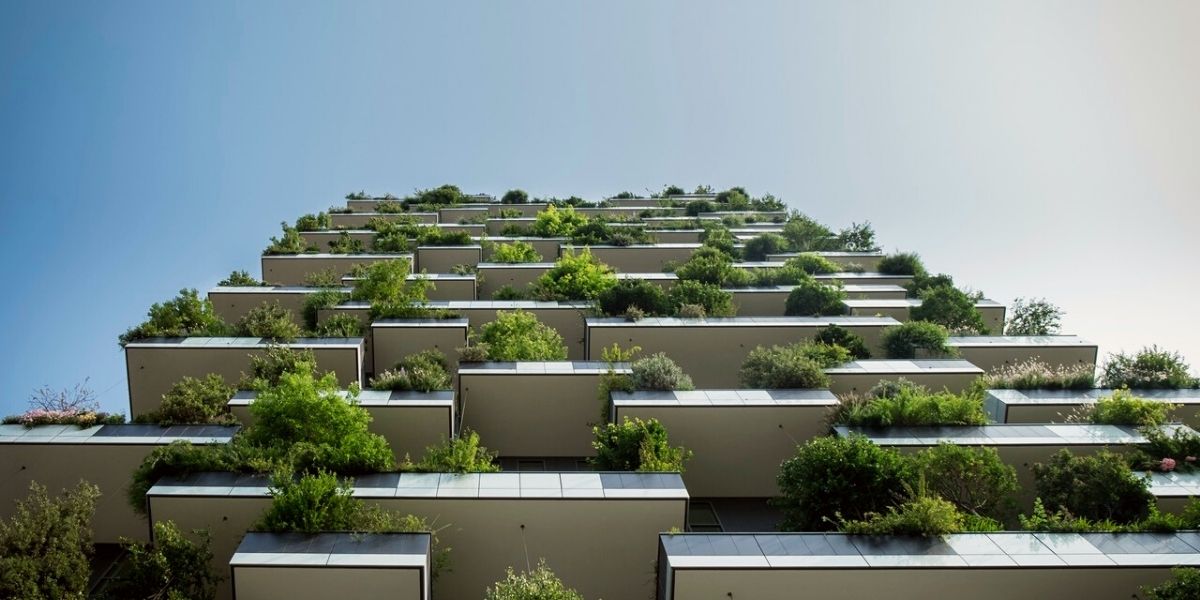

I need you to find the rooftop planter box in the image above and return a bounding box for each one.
[845,298,1007,332]
[585,316,901,388]
[371,318,469,376]
[825,359,984,395]
[261,253,413,286]
[124,337,364,418]
[149,471,687,600]
[231,532,432,600]
[479,237,564,262]
[832,423,1189,507]
[228,389,453,461]
[0,423,236,543]
[656,532,1200,600]
[765,251,886,271]
[727,285,907,317]
[985,388,1200,427]
[414,245,482,273]
[946,335,1098,373]
[611,389,838,497]
[330,212,439,228]
[1147,471,1200,515]
[458,361,630,457]
[561,243,700,273]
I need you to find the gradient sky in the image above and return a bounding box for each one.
[2,1,1197,416]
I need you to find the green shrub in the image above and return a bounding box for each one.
[836,387,987,427]
[416,227,473,246]
[1090,389,1173,427]
[838,494,969,537]
[119,288,230,345]
[699,223,737,257]
[1005,297,1063,335]
[815,325,871,359]
[242,345,317,389]
[667,280,735,317]
[881,321,952,359]
[304,268,342,288]
[630,353,694,391]
[748,265,809,287]
[590,417,691,472]
[350,258,432,319]
[834,222,878,252]
[264,223,316,255]
[491,241,542,263]
[776,436,910,530]
[743,233,789,261]
[532,205,588,238]
[245,370,394,474]
[597,278,672,316]
[152,374,235,426]
[784,279,846,316]
[911,284,989,334]
[1142,567,1200,600]
[294,212,331,232]
[476,310,568,361]
[0,481,99,600]
[218,270,265,286]
[912,443,1017,520]
[127,441,265,514]
[715,187,750,208]
[684,199,716,216]
[257,470,360,534]
[236,301,302,342]
[672,246,735,285]
[1131,427,1200,473]
[877,252,928,278]
[491,285,529,300]
[327,231,366,254]
[410,430,500,473]
[783,253,840,275]
[1031,449,1153,524]
[484,560,584,600]
[101,521,217,600]
[977,359,1095,390]
[369,350,451,392]
[1101,346,1199,389]
[314,312,364,337]
[500,189,529,204]
[532,250,616,301]
[781,214,835,251]
[740,344,836,389]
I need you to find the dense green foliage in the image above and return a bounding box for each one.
[590,417,691,472]
[218,270,266,286]
[500,189,529,204]
[776,436,910,530]
[101,521,218,600]
[881,321,953,359]
[476,310,569,361]
[369,350,452,392]
[294,212,331,231]
[313,312,364,337]
[742,233,789,261]
[629,353,694,391]
[835,383,988,427]
[350,258,433,318]
[256,470,360,534]
[1005,297,1063,335]
[783,253,840,275]
[145,374,236,426]
[242,345,317,389]
[597,278,672,316]
[877,252,928,278]
[910,444,1017,519]
[1142,568,1200,600]
[532,205,588,238]
[838,494,972,537]
[235,301,302,342]
[484,560,584,600]
[1089,389,1173,427]
[911,284,988,334]
[814,325,871,359]
[672,247,735,285]
[409,430,500,473]
[977,359,1095,390]
[666,280,735,317]
[263,223,317,255]
[490,240,542,263]
[302,289,348,330]
[119,288,229,345]
[784,279,846,316]
[0,481,99,600]
[532,250,616,301]
[1032,449,1153,524]
[1101,346,1199,389]
[739,343,846,389]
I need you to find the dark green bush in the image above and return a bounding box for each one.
[476,310,568,361]
[836,386,988,427]
[242,345,318,389]
[739,344,841,389]
[532,250,617,301]
[313,312,364,337]
[877,252,928,278]
[294,212,331,232]
[218,270,266,286]
[781,214,835,251]
[783,253,840,275]
[838,494,970,537]
[911,443,1017,520]
[0,481,99,600]
[256,470,360,534]
[327,232,365,255]
[784,280,847,316]
[743,233,789,261]
[699,223,737,257]
[684,199,716,216]
[776,435,910,530]
[667,281,735,317]
[1142,567,1200,600]
[119,289,230,345]
[815,325,871,359]
[264,223,316,255]
[369,350,452,392]
[151,374,236,426]
[630,353,694,391]
[236,301,302,342]
[672,246,735,285]
[597,278,672,316]
[1101,346,1199,389]
[590,417,691,472]
[500,189,529,204]
[491,285,529,300]
[350,258,432,319]
[101,521,217,600]
[1032,449,1153,524]
[409,430,500,473]
[881,321,952,359]
[911,284,989,334]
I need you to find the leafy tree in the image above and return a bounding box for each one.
[410,430,500,473]
[242,345,317,389]
[236,301,302,342]
[150,374,235,426]
[781,214,835,251]
[411,184,465,206]
[834,222,878,252]
[101,521,218,600]
[0,481,100,600]
[264,223,316,255]
[294,212,331,232]
[531,205,588,238]
[673,246,736,286]
[776,436,910,530]
[491,241,542,263]
[877,252,928,278]
[218,270,265,286]
[119,289,230,345]
[1101,346,1199,389]
[784,280,847,316]
[661,185,685,197]
[485,560,584,600]
[911,284,989,334]
[500,189,529,204]
[911,444,1017,520]
[1004,297,1063,335]
[476,310,568,361]
[590,417,691,472]
[742,233,789,261]
[1032,449,1154,524]
[350,258,432,318]
[597,278,671,316]
[532,250,617,301]
[881,321,952,359]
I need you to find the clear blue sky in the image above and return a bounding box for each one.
[2,1,1197,416]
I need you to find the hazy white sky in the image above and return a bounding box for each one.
[1,0,1196,414]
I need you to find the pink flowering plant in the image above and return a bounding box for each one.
[2,379,124,428]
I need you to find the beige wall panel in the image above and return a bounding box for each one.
[233,566,422,600]
[458,372,606,457]
[261,254,412,286]
[415,246,482,274]
[371,322,469,375]
[565,245,698,273]
[954,345,1098,373]
[826,371,979,395]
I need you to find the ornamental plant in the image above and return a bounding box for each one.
[0,481,100,600]
[484,560,584,600]
[350,258,433,319]
[835,385,988,427]
[815,325,871,359]
[263,223,316,255]
[667,280,735,317]
[532,205,588,238]
[597,278,672,317]
[531,250,617,301]
[490,240,542,263]
[590,417,691,472]
[977,359,1095,390]
[699,223,737,257]
[784,253,841,275]
[1005,297,1063,335]
[1089,389,1173,427]
[369,350,452,392]
[1031,449,1154,524]
[1142,568,1200,600]
[837,494,970,537]
[672,246,736,286]
[776,435,910,531]
[294,212,331,232]
[236,301,302,342]
[409,430,500,473]
[739,343,845,389]
[781,214,835,251]
[313,312,364,337]
[148,374,236,426]
[910,443,1017,520]
[784,279,847,316]
[629,353,694,391]
[500,189,529,204]
[102,521,218,600]
[327,231,365,254]
[877,251,928,278]
[218,270,266,286]
[119,288,230,345]
[911,284,989,334]
[881,321,953,359]
[241,345,317,389]
[475,310,568,361]
[256,470,360,534]
[742,233,789,261]
[1100,346,1199,389]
